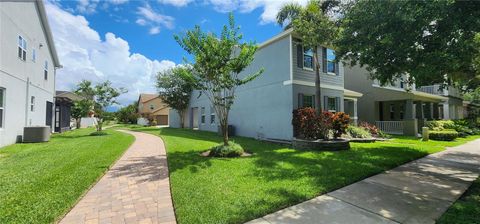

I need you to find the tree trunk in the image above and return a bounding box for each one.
[76,118,81,129]
[313,46,322,115]
[179,110,185,128]
[97,118,103,132]
[221,122,229,146]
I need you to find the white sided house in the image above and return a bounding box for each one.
[0,0,61,147]
[169,29,362,141]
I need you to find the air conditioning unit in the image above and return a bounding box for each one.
[23,126,51,143]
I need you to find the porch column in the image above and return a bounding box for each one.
[405,100,415,119]
[353,100,358,125]
[416,101,424,119]
[443,103,450,120]
[403,100,418,136]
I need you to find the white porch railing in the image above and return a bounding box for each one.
[375,121,404,135]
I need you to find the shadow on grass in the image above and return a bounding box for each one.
[109,155,169,183]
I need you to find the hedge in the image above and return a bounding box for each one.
[429,130,459,141]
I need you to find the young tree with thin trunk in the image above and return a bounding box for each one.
[277,0,338,114]
[156,66,194,128]
[174,14,263,146]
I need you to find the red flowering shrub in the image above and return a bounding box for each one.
[293,109,350,140]
[359,121,379,135]
[331,112,350,139]
[292,107,320,139]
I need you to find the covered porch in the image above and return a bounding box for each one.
[343,89,363,125]
[372,87,447,136]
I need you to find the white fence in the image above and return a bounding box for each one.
[375,121,404,135]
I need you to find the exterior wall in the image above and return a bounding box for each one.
[343,65,378,123]
[291,41,344,88]
[171,35,294,140]
[292,85,344,112]
[445,97,464,119]
[138,97,169,115]
[0,1,56,147]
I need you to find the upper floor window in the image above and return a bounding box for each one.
[0,88,4,128]
[18,36,27,61]
[303,47,314,69]
[44,61,48,80]
[150,104,154,110]
[32,49,36,62]
[326,48,336,73]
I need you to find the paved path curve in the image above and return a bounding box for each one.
[247,138,480,224]
[60,130,176,224]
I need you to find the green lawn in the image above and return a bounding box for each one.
[0,128,134,223]
[118,125,480,224]
[438,177,480,224]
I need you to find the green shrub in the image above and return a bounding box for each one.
[377,130,391,139]
[346,126,372,139]
[426,120,456,131]
[209,141,244,157]
[429,130,459,141]
[89,131,108,136]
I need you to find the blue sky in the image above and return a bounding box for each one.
[46,0,307,106]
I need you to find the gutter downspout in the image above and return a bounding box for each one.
[25,78,30,126]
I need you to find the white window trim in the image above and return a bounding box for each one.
[201,107,206,124]
[210,107,215,125]
[302,46,314,70]
[18,35,27,61]
[30,96,35,112]
[0,88,5,129]
[326,48,336,74]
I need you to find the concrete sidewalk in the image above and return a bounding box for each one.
[60,130,176,224]
[246,138,480,224]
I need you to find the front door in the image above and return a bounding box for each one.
[46,101,53,129]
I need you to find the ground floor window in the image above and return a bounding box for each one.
[389,104,395,120]
[327,97,337,112]
[201,107,205,124]
[210,106,215,125]
[399,104,404,120]
[0,88,4,128]
[302,95,315,108]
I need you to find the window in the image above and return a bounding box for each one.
[389,104,395,120]
[326,48,336,73]
[327,97,337,112]
[399,104,404,119]
[201,107,205,124]
[18,35,27,61]
[32,49,36,62]
[30,96,35,112]
[0,88,4,128]
[150,104,154,110]
[400,80,404,89]
[303,47,314,69]
[210,106,215,125]
[302,95,315,108]
[44,61,48,80]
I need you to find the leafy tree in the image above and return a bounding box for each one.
[116,103,139,124]
[277,0,338,113]
[175,14,263,146]
[156,66,194,128]
[336,0,480,89]
[71,100,93,129]
[74,80,126,132]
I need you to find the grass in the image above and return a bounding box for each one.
[0,128,134,223]
[438,177,480,224]
[116,125,480,224]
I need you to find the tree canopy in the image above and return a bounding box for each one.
[336,0,480,89]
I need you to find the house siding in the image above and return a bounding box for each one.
[0,1,56,147]
[292,85,344,111]
[170,34,294,140]
[291,41,344,88]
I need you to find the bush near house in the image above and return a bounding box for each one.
[359,121,379,135]
[346,126,372,139]
[292,108,350,140]
[429,130,459,141]
[426,120,480,137]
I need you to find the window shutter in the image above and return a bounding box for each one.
[298,93,304,108]
[322,47,327,73]
[335,61,340,76]
[297,44,303,68]
[323,96,328,111]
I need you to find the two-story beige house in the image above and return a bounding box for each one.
[0,0,61,147]
[137,94,170,125]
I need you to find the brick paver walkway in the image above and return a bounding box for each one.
[246,138,480,224]
[60,130,176,224]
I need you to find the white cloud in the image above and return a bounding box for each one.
[76,0,99,14]
[136,4,175,35]
[110,0,129,4]
[158,0,193,7]
[45,2,175,105]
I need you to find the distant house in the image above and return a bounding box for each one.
[344,65,447,136]
[169,29,362,141]
[55,91,82,132]
[137,94,170,125]
[0,0,61,147]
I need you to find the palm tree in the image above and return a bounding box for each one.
[276,1,338,114]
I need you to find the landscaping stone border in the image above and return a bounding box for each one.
[293,138,351,151]
[349,138,376,143]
